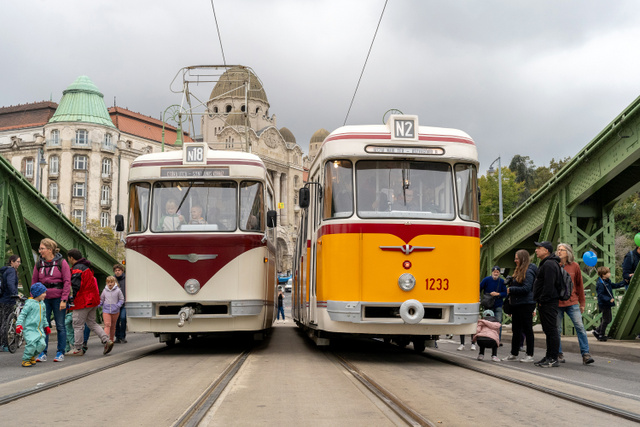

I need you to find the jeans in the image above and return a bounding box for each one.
[557,304,590,355]
[43,297,66,355]
[277,306,285,320]
[538,301,559,360]
[115,306,127,340]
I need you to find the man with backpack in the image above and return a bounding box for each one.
[622,245,640,339]
[555,243,594,365]
[532,241,562,368]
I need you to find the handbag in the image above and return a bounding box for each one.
[480,292,495,309]
[503,295,512,315]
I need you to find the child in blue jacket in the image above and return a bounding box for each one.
[16,283,51,367]
[593,267,625,342]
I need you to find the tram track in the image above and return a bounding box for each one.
[173,350,251,427]
[0,344,168,406]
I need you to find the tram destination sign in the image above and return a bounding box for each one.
[161,167,229,178]
[365,145,444,155]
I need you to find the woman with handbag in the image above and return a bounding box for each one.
[480,266,507,343]
[503,250,537,362]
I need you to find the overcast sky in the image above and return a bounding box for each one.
[3,0,640,174]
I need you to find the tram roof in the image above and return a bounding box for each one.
[129,149,267,180]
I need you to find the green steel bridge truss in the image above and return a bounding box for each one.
[481,95,640,340]
[1,155,117,294]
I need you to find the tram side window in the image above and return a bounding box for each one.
[323,160,353,219]
[240,181,264,231]
[455,163,479,222]
[128,182,150,233]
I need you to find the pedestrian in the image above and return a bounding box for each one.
[593,266,626,341]
[65,249,114,357]
[457,335,476,351]
[1,255,22,352]
[621,244,639,289]
[472,309,501,362]
[113,263,127,343]
[100,276,124,342]
[532,241,562,368]
[32,238,71,363]
[555,243,594,365]
[503,249,537,363]
[16,283,51,367]
[479,266,507,343]
[277,288,285,323]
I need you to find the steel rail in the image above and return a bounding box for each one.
[0,345,167,406]
[333,353,436,427]
[173,350,250,427]
[421,349,640,424]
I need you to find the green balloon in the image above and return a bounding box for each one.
[635,232,640,247]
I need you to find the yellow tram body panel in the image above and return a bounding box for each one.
[316,230,479,304]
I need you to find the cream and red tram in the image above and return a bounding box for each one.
[293,115,480,350]
[120,143,278,344]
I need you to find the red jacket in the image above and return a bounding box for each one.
[558,261,585,308]
[68,259,100,310]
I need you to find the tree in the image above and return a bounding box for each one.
[72,219,125,262]
[613,192,640,236]
[479,167,525,236]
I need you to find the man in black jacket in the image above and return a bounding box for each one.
[532,241,562,368]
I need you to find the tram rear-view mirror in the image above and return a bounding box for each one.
[267,210,277,228]
[299,187,310,209]
[115,214,125,232]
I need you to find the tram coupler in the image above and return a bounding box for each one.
[177,306,195,327]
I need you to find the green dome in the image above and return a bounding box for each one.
[49,76,115,128]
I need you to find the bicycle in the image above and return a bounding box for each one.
[6,295,27,353]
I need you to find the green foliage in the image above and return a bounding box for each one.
[72,219,125,262]
[479,167,525,236]
[613,192,640,236]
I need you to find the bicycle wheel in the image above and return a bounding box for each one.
[7,315,18,353]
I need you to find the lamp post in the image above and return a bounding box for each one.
[162,104,184,152]
[35,146,47,193]
[488,156,503,223]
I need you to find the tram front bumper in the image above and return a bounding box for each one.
[126,300,267,319]
[325,300,478,324]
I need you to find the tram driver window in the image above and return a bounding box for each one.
[323,160,353,219]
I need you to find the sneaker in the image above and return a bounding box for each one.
[1,346,8,352]
[21,360,34,367]
[520,355,535,363]
[534,357,548,366]
[30,356,36,364]
[121,339,127,343]
[477,354,484,361]
[470,344,477,351]
[114,339,122,344]
[592,330,600,340]
[457,344,465,351]
[519,346,525,352]
[582,353,594,365]
[540,358,560,368]
[54,352,64,362]
[557,353,565,363]
[599,336,608,342]
[491,355,500,362]
[503,354,518,361]
[103,340,114,355]
[35,352,47,362]
[67,348,83,356]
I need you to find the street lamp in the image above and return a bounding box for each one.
[488,156,503,223]
[35,146,47,193]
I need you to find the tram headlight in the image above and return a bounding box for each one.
[398,273,416,292]
[184,279,201,295]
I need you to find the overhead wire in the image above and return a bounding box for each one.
[343,0,389,126]
[210,0,227,66]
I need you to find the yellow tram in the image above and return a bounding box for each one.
[292,115,480,350]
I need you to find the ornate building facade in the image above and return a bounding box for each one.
[0,76,186,230]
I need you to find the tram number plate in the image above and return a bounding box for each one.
[426,278,449,291]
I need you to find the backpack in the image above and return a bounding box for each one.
[558,268,574,301]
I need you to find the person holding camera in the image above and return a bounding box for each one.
[504,250,537,362]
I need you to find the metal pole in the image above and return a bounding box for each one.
[498,156,503,223]
[83,170,88,232]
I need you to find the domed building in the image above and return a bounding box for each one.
[201,66,305,272]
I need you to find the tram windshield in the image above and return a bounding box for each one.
[127,180,266,233]
[355,160,456,220]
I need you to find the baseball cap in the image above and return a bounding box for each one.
[492,266,500,272]
[534,241,553,253]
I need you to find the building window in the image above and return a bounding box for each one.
[73,182,86,198]
[74,155,88,170]
[75,129,88,146]
[101,185,110,205]
[213,106,219,113]
[49,129,60,146]
[225,105,232,114]
[241,105,246,112]
[102,158,112,177]
[72,209,85,224]
[23,158,34,178]
[49,182,58,202]
[49,155,59,176]
[100,211,110,227]
[103,133,113,150]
